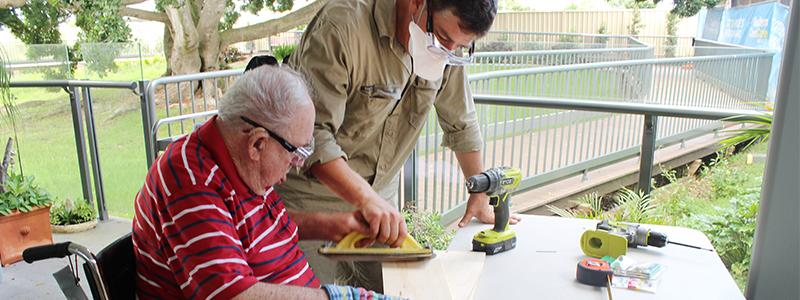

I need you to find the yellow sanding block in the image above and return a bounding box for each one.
[319,232,435,262]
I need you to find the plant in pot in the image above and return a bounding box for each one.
[0,44,59,266]
[50,197,98,233]
[0,170,55,266]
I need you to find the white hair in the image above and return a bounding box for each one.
[217,65,313,134]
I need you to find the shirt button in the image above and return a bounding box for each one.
[387,131,394,137]
[380,164,387,170]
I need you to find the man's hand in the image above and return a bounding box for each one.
[457,193,522,227]
[326,210,371,242]
[359,196,408,248]
[309,157,408,248]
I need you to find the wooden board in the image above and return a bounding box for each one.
[383,250,485,300]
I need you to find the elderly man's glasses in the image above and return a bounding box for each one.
[240,116,314,167]
[424,0,475,66]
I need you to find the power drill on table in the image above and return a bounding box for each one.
[465,166,521,255]
[581,220,712,258]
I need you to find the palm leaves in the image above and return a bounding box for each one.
[547,187,664,224]
[718,103,773,151]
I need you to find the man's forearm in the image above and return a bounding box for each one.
[455,150,485,178]
[232,282,328,300]
[288,209,329,240]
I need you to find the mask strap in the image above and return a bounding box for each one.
[411,0,426,24]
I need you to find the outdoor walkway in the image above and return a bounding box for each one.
[1,216,132,300]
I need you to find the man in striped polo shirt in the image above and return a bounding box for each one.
[133,65,405,300]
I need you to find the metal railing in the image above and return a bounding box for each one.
[141,32,773,224]
[9,80,139,221]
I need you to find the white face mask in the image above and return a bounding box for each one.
[407,3,448,81]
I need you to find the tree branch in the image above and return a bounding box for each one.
[219,0,328,49]
[120,7,169,23]
[120,0,148,6]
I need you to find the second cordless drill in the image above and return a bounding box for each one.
[465,166,521,255]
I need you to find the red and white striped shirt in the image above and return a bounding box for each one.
[133,116,319,300]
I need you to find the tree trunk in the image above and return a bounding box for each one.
[163,26,174,76]
[164,5,202,76]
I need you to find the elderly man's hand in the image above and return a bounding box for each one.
[326,210,371,245]
[458,193,522,227]
[359,196,408,248]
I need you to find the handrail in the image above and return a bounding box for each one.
[468,51,774,81]
[10,80,138,90]
[472,94,766,122]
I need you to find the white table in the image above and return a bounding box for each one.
[447,215,744,299]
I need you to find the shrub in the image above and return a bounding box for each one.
[0,171,53,216]
[403,209,454,250]
[272,44,297,63]
[50,197,97,225]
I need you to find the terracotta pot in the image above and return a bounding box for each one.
[51,218,98,233]
[0,205,53,266]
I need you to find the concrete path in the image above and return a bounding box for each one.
[0,216,132,300]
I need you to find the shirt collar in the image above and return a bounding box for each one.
[374,0,396,42]
[197,115,257,197]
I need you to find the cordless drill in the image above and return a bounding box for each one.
[465,166,521,255]
[581,220,712,258]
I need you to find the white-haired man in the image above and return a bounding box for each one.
[132,64,405,300]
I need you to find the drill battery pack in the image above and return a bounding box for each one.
[472,230,516,255]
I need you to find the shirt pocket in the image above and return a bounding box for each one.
[340,84,402,137]
[405,77,442,129]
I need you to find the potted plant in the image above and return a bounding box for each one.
[50,197,98,233]
[0,171,55,266]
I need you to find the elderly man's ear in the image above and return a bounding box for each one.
[247,134,267,161]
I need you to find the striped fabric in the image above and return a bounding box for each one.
[133,115,319,300]
[322,284,409,300]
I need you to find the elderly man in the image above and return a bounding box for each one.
[132,64,404,300]
[278,0,521,291]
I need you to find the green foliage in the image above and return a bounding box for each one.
[67,0,132,43]
[564,1,594,10]
[0,1,69,45]
[595,22,610,45]
[241,0,293,14]
[0,171,54,216]
[665,13,680,57]
[403,210,455,250]
[548,187,664,225]
[692,193,759,291]
[718,103,773,151]
[271,44,296,63]
[608,0,656,9]
[50,197,98,225]
[499,0,534,11]
[670,0,722,18]
[627,6,646,36]
[547,192,607,219]
[219,0,240,31]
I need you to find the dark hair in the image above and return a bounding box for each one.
[430,0,497,37]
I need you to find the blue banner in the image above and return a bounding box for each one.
[697,2,790,101]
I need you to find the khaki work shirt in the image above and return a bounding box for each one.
[277,0,483,211]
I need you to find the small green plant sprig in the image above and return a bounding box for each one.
[50,197,97,225]
[718,102,773,151]
[403,209,455,250]
[0,171,54,216]
[272,44,297,63]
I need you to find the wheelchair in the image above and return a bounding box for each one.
[22,233,136,300]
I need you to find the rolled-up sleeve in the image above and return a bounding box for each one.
[435,65,484,152]
[290,19,351,172]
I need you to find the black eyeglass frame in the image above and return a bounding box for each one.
[240,116,301,153]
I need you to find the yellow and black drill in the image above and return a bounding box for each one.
[466,166,521,255]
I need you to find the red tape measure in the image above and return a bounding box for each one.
[577,258,614,287]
